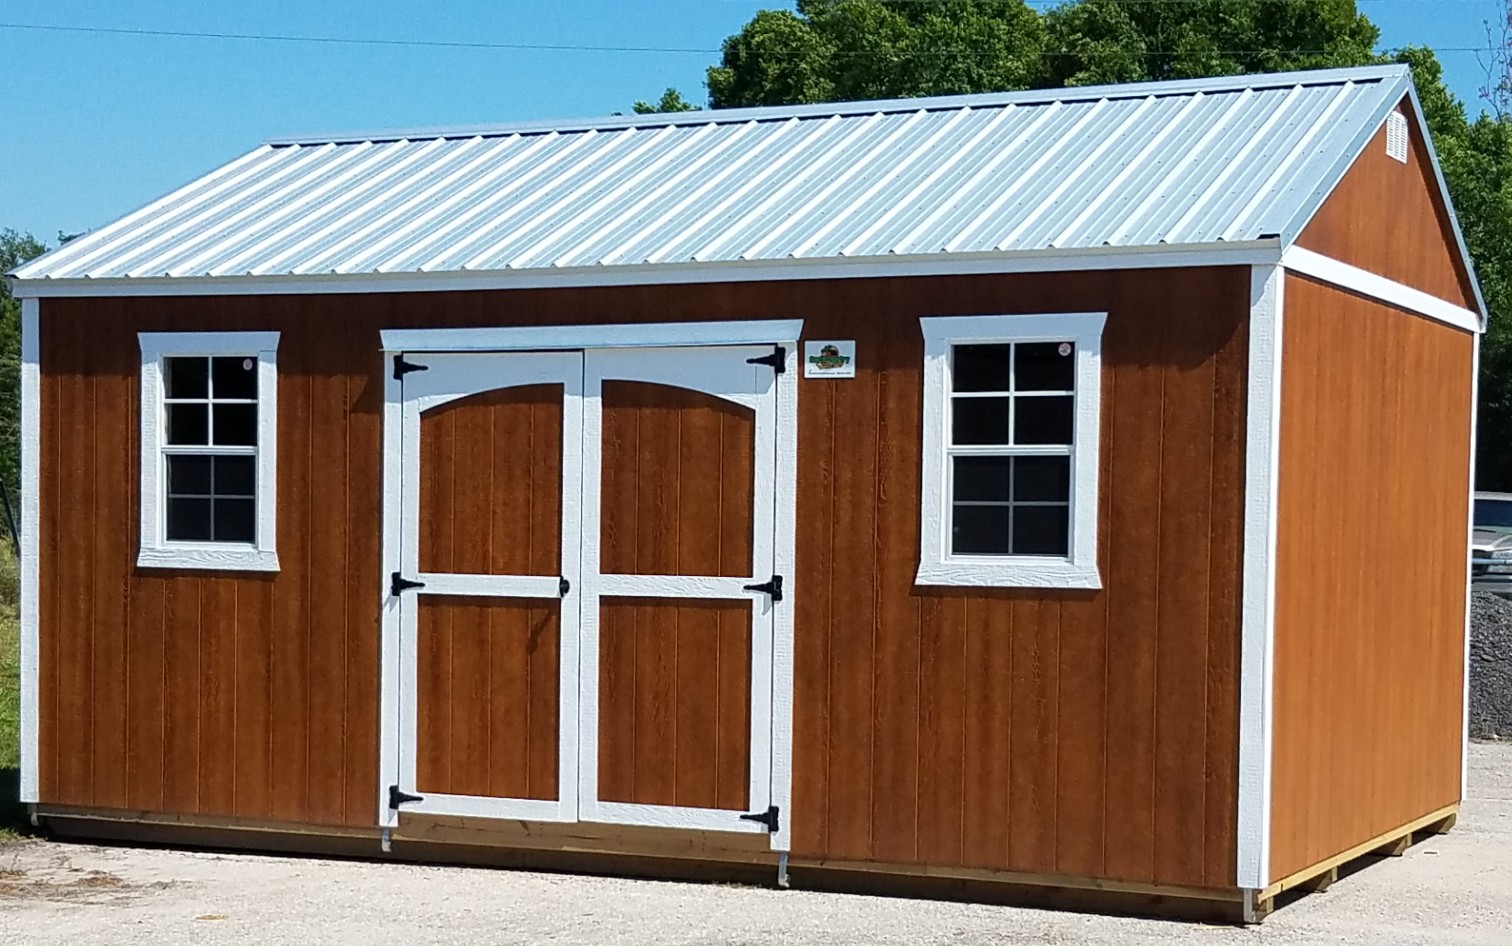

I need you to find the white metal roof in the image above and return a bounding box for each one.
[9,64,1481,313]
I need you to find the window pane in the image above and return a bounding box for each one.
[1015,342,1075,392]
[164,357,208,399]
[167,404,209,445]
[1013,456,1071,502]
[952,504,1011,554]
[952,344,1012,393]
[213,498,256,543]
[1014,395,1073,445]
[166,496,212,541]
[214,456,256,497]
[1012,505,1070,556]
[213,403,258,446]
[954,456,1011,502]
[167,455,212,496]
[952,397,1011,445]
[212,356,259,400]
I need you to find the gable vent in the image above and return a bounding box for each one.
[1386,110,1409,163]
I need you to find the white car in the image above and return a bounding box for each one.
[1472,491,1512,596]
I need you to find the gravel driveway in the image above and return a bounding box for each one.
[3,743,1509,945]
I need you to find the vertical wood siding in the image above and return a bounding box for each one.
[415,598,560,800]
[1269,275,1471,882]
[597,598,752,811]
[1297,99,1480,311]
[39,267,1246,890]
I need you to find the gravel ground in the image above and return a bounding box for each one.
[1471,592,1512,738]
[1,743,1509,946]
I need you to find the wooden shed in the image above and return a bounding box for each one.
[7,65,1483,922]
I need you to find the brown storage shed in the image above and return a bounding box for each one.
[7,65,1483,922]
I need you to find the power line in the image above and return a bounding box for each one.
[0,19,1495,57]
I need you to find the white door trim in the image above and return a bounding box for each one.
[377,322,802,849]
[380,320,805,354]
[18,298,40,804]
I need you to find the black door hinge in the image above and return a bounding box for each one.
[390,572,426,597]
[740,805,780,833]
[559,576,571,597]
[389,784,423,809]
[393,354,429,380]
[743,574,783,603]
[746,345,786,374]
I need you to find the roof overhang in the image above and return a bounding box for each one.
[7,240,1283,299]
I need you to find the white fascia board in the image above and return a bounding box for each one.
[8,241,1283,300]
[381,320,805,353]
[19,298,40,803]
[1237,265,1284,890]
[1282,246,1482,333]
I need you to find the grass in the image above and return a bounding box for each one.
[0,542,23,840]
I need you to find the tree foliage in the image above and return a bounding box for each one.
[0,230,49,509]
[633,88,700,114]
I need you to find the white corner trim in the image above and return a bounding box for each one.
[136,331,280,572]
[1463,332,1479,802]
[915,312,1105,590]
[380,319,804,353]
[1238,265,1284,890]
[1281,246,1482,334]
[10,241,1285,299]
[19,297,40,803]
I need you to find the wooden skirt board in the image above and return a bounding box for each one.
[388,342,786,839]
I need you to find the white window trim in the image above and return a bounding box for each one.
[917,313,1105,589]
[137,331,281,571]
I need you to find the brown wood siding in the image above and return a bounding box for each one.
[599,381,754,578]
[417,384,562,576]
[415,598,559,800]
[1269,275,1471,883]
[1297,99,1479,311]
[38,265,1246,889]
[597,598,752,811]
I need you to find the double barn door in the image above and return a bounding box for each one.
[390,344,784,837]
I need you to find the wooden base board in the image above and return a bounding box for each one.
[1256,802,1460,912]
[34,806,1248,923]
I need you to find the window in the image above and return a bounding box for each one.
[917,313,1105,588]
[138,332,279,571]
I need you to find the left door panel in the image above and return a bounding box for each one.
[396,352,583,821]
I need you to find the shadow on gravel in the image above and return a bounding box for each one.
[0,768,29,837]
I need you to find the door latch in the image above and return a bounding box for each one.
[743,574,783,603]
[739,805,781,833]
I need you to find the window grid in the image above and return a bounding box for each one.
[160,356,259,545]
[946,342,1074,558]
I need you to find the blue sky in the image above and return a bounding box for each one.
[3,0,1503,243]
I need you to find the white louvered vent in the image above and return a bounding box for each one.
[1386,110,1409,163]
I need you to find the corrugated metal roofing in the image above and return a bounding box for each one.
[12,65,1426,283]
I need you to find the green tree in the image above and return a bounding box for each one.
[633,88,700,114]
[0,230,49,511]
[706,1,1045,107]
[1041,0,1378,87]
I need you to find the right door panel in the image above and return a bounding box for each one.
[579,346,779,834]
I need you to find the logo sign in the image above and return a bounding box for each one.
[803,340,856,379]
